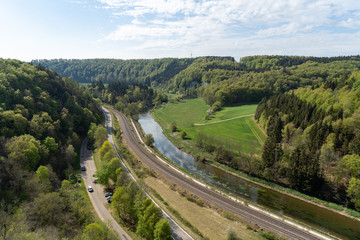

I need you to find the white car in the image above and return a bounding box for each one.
[88,185,93,192]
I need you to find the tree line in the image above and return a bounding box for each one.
[255,70,360,210]
[0,59,115,239]
[94,135,172,240]
[89,80,168,119]
[34,56,360,110]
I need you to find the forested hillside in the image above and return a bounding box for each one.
[34,56,360,107]
[255,70,360,209]
[32,58,195,86]
[0,59,109,239]
[89,80,168,119]
[34,55,360,210]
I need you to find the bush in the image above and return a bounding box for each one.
[227,228,239,240]
[145,134,154,147]
[261,233,276,240]
[211,101,222,112]
[170,122,177,132]
[180,131,187,139]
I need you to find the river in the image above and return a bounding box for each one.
[138,112,360,240]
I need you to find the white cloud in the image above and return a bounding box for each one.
[95,0,360,58]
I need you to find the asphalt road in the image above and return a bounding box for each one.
[80,139,132,240]
[101,107,193,240]
[109,107,330,240]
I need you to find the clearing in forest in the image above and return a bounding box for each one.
[153,98,266,154]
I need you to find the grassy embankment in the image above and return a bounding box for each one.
[152,99,360,220]
[152,98,266,156]
[109,110,271,240]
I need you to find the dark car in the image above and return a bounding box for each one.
[107,196,111,203]
[80,165,86,171]
[105,192,110,197]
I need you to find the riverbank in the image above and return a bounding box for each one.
[109,110,272,240]
[144,108,360,239]
[151,109,360,221]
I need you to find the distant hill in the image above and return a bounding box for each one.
[32,58,196,85]
[33,55,360,106]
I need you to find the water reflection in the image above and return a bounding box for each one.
[139,112,360,240]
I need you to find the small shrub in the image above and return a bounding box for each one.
[261,233,276,240]
[227,228,240,240]
[170,121,177,132]
[180,131,187,139]
[145,134,154,147]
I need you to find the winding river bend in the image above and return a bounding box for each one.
[138,112,360,240]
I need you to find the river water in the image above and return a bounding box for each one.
[138,112,360,240]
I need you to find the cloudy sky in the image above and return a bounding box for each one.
[1,0,359,61]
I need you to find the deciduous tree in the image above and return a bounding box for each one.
[154,219,172,240]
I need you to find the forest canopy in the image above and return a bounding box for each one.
[0,59,104,239]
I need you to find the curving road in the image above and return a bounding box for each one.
[101,107,193,240]
[109,107,333,240]
[80,139,132,240]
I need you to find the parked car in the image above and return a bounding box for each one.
[105,192,111,197]
[107,196,111,203]
[88,185,93,192]
[80,165,86,171]
[93,178,98,184]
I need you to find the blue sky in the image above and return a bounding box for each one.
[1,0,359,61]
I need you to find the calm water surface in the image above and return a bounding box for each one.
[139,112,360,240]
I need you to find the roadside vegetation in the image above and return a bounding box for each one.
[90,114,173,240]
[109,111,277,240]
[0,59,117,239]
[27,56,360,234]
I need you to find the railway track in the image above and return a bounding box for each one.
[110,107,330,240]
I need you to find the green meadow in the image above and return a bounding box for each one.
[152,99,266,154]
[198,103,258,124]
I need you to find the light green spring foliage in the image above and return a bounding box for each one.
[154,219,172,240]
[36,166,49,183]
[6,134,41,171]
[136,199,162,240]
[342,154,360,178]
[347,178,360,211]
[43,137,58,153]
[82,223,105,240]
[99,141,115,162]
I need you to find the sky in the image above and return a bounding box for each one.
[0,0,359,61]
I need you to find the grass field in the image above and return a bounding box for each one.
[198,103,258,124]
[145,177,264,240]
[153,98,266,154]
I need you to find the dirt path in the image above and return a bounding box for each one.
[194,114,254,126]
[245,118,264,146]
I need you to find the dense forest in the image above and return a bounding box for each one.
[255,70,360,209]
[33,55,360,210]
[34,56,360,107]
[32,58,195,87]
[89,80,168,119]
[0,59,111,239]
